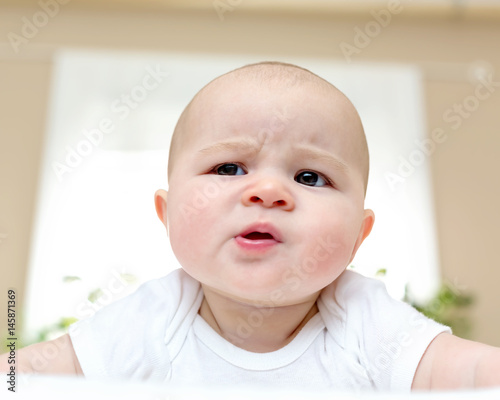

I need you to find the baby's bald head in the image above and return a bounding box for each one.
[167,61,369,194]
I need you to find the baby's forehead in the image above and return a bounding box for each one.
[189,73,353,131]
[192,73,360,139]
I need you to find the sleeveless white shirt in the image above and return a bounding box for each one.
[69,269,450,392]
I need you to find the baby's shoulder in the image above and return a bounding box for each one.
[318,270,416,337]
[115,268,201,319]
[68,269,202,378]
[323,269,388,304]
[71,269,201,338]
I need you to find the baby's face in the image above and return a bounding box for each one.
[159,77,373,307]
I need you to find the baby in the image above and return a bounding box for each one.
[2,62,499,392]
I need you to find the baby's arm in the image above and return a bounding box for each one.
[412,333,500,389]
[0,334,83,376]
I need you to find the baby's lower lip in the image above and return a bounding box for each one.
[234,235,280,251]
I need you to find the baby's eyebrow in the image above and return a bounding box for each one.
[197,140,349,172]
[294,146,349,173]
[197,139,261,157]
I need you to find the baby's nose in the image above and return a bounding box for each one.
[241,178,295,211]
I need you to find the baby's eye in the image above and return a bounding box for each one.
[214,163,246,176]
[295,171,328,187]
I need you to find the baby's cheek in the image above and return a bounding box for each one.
[169,199,218,264]
[308,217,359,269]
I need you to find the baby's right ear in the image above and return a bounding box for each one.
[154,189,169,231]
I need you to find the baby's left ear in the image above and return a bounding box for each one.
[154,189,169,230]
[349,209,375,264]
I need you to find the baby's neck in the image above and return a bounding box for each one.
[198,287,320,353]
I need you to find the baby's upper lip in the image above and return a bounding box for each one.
[236,222,283,242]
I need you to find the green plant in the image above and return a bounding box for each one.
[403,282,474,339]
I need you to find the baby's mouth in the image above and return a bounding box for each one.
[235,229,280,251]
[243,232,275,240]
[236,222,283,246]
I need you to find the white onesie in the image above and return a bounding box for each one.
[69,268,450,391]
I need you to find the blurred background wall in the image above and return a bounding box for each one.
[0,0,499,346]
